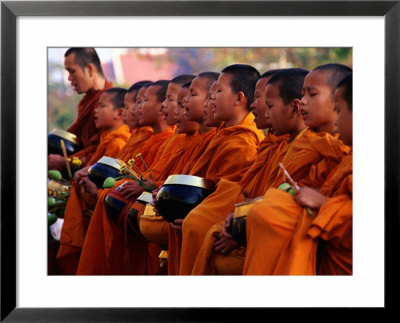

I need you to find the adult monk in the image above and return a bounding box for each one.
[170,64,265,275]
[242,63,352,275]
[48,48,112,170]
[56,87,131,274]
[273,73,353,275]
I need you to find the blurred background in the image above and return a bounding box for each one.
[48,47,352,131]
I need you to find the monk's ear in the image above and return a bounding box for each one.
[86,63,96,77]
[236,91,246,105]
[291,99,302,115]
[115,107,125,119]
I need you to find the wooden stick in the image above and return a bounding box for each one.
[60,140,72,180]
[115,159,141,181]
[278,163,314,217]
[278,163,300,191]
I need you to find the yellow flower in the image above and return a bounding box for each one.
[128,159,135,167]
[135,153,142,158]
[72,157,82,167]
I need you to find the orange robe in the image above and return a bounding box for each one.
[191,132,290,275]
[68,80,113,166]
[175,113,265,275]
[56,124,131,275]
[76,133,200,275]
[117,126,154,163]
[242,129,350,275]
[164,128,218,275]
[272,153,353,275]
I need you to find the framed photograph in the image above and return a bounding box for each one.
[1,0,398,321]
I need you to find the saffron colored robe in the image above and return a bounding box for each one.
[272,152,353,275]
[67,80,113,166]
[56,124,131,275]
[176,113,265,275]
[116,126,154,163]
[242,129,350,275]
[76,133,199,275]
[191,132,290,275]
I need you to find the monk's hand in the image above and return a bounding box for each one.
[221,213,234,239]
[214,232,238,256]
[79,177,98,196]
[295,187,327,209]
[118,181,144,199]
[74,165,90,182]
[48,154,66,171]
[151,187,161,201]
[170,218,183,235]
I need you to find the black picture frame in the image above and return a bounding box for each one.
[1,0,399,321]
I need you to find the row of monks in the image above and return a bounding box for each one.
[49,48,353,276]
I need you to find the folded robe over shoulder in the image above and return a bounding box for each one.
[117,126,154,163]
[271,153,353,275]
[243,129,350,275]
[177,113,265,275]
[67,80,113,166]
[56,124,131,275]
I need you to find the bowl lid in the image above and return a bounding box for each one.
[163,174,214,190]
[137,191,153,204]
[95,156,121,170]
[49,128,80,145]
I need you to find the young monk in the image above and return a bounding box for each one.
[48,48,113,170]
[166,72,220,175]
[56,87,131,274]
[242,63,352,275]
[191,68,305,275]
[272,73,353,275]
[76,78,198,275]
[171,64,265,275]
[117,81,154,161]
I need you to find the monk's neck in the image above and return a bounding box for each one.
[288,125,307,143]
[104,123,123,133]
[224,109,248,128]
[199,121,211,134]
[151,121,170,134]
[91,76,107,92]
[314,122,337,135]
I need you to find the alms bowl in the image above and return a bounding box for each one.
[154,174,215,223]
[88,156,121,188]
[48,128,82,156]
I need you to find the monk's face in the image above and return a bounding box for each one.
[134,87,147,126]
[94,92,120,130]
[300,70,337,132]
[186,77,208,122]
[64,52,93,94]
[141,85,162,126]
[176,88,199,135]
[213,73,237,122]
[161,83,180,126]
[334,86,352,146]
[251,77,272,129]
[265,83,294,136]
[124,91,138,130]
[203,81,221,127]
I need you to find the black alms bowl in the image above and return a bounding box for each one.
[88,156,121,188]
[48,128,82,156]
[155,175,215,223]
